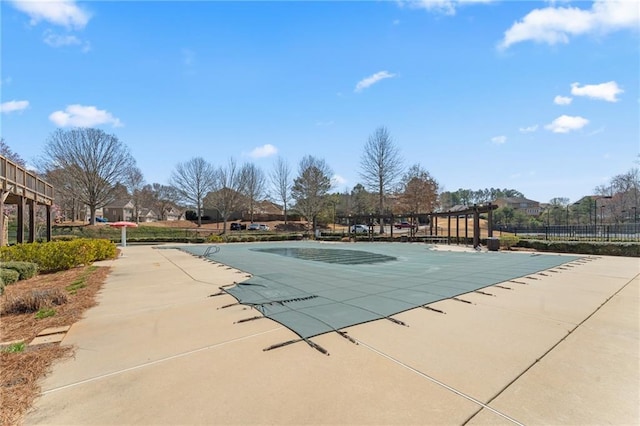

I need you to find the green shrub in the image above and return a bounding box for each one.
[207,234,225,243]
[517,240,639,257]
[0,268,20,285]
[0,261,38,280]
[0,239,117,272]
[0,278,5,296]
[500,235,520,250]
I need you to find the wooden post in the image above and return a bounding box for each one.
[456,215,460,245]
[473,205,480,248]
[46,205,52,242]
[465,214,468,245]
[447,214,451,245]
[17,197,25,243]
[0,191,4,247]
[487,203,494,238]
[28,200,36,243]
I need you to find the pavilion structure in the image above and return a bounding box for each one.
[0,155,54,246]
[341,203,497,248]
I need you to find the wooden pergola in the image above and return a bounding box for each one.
[0,155,54,245]
[338,203,497,248]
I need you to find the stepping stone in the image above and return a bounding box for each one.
[30,333,66,346]
[37,326,71,336]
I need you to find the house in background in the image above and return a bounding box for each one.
[493,197,542,216]
[103,199,134,222]
[137,208,158,223]
[163,205,183,221]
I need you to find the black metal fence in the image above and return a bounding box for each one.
[496,223,640,242]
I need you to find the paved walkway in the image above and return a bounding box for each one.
[24,244,639,425]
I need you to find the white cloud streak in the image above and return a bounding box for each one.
[554,95,573,105]
[354,71,396,93]
[491,135,507,144]
[49,104,122,127]
[545,115,589,133]
[332,174,347,187]
[9,0,91,29]
[499,0,640,49]
[571,81,623,102]
[1,100,30,113]
[248,144,278,159]
[43,30,90,51]
[404,0,494,16]
[519,124,539,133]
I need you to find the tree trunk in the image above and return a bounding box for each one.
[89,206,96,225]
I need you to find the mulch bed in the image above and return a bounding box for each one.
[0,265,110,426]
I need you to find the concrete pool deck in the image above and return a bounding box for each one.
[24,243,639,425]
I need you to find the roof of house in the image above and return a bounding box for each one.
[494,197,540,205]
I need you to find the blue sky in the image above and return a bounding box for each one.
[2,0,638,204]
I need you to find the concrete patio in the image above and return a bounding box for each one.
[24,243,639,425]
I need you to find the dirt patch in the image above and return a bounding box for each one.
[0,265,110,426]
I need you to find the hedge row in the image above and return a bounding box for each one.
[0,239,118,273]
[516,240,639,257]
[0,261,39,296]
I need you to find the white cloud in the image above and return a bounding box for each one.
[49,104,122,127]
[571,81,623,102]
[404,0,494,16]
[1,100,29,113]
[587,126,606,136]
[491,135,507,144]
[332,174,347,187]
[499,0,640,49]
[43,30,90,51]
[519,124,539,133]
[354,71,396,93]
[248,144,278,159]
[545,115,589,133]
[554,95,573,105]
[9,0,91,29]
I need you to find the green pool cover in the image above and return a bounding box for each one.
[178,242,579,339]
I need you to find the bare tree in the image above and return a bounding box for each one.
[45,167,83,221]
[170,157,216,227]
[124,166,145,222]
[40,128,136,225]
[359,126,403,232]
[0,138,26,166]
[291,155,332,236]
[205,158,246,233]
[241,162,266,223]
[270,156,292,224]
[147,183,180,220]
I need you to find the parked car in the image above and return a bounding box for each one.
[258,224,270,231]
[247,223,260,231]
[350,224,370,233]
[230,223,246,231]
[394,221,416,229]
[95,217,108,223]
